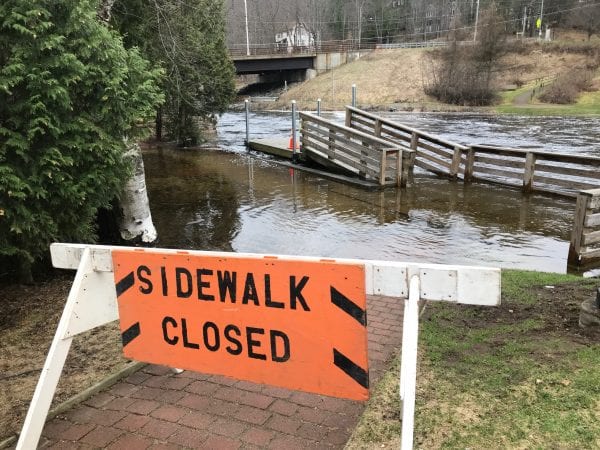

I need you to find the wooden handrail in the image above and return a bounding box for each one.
[345,107,600,197]
[301,112,408,150]
[346,106,469,151]
[470,144,600,165]
[300,112,413,187]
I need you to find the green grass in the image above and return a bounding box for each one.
[346,270,600,449]
[495,82,600,116]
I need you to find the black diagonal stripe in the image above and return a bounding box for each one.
[121,322,141,347]
[115,271,135,297]
[331,286,367,326]
[333,349,369,389]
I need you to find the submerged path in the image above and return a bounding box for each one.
[36,295,403,449]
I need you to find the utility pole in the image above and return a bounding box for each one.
[538,0,544,38]
[473,0,480,41]
[244,0,250,56]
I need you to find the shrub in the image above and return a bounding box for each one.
[0,0,163,277]
[423,4,507,106]
[539,69,595,104]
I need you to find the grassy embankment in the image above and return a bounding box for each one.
[496,81,600,115]
[347,270,600,449]
[271,39,600,116]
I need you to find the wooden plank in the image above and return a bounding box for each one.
[473,155,525,169]
[589,195,600,209]
[303,134,380,174]
[419,142,454,160]
[349,115,376,131]
[418,151,452,170]
[350,123,374,136]
[305,144,381,179]
[531,186,576,198]
[302,124,382,163]
[535,163,600,181]
[584,213,600,228]
[300,112,401,149]
[380,127,412,143]
[473,165,522,180]
[415,159,450,177]
[345,106,466,151]
[379,150,387,186]
[582,229,600,246]
[533,175,599,191]
[580,247,600,261]
[248,139,293,159]
[472,144,600,165]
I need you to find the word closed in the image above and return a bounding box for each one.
[112,250,370,400]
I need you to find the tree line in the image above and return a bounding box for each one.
[225,0,600,48]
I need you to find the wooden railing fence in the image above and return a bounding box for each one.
[569,189,600,266]
[300,112,413,187]
[346,107,600,198]
[467,145,600,198]
[345,106,468,179]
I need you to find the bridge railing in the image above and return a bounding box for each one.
[300,112,413,187]
[345,106,468,179]
[229,40,377,58]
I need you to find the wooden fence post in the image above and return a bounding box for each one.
[409,132,419,171]
[464,147,475,182]
[401,152,412,187]
[523,152,537,192]
[379,150,388,186]
[327,127,335,160]
[345,107,352,128]
[374,119,382,138]
[568,191,591,266]
[450,146,462,179]
[396,150,403,187]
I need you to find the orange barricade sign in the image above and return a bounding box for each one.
[112,250,369,400]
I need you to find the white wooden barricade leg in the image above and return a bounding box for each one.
[16,248,119,450]
[16,244,500,449]
[400,276,421,450]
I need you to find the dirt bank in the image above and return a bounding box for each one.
[0,275,129,442]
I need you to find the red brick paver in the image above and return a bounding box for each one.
[37,296,403,448]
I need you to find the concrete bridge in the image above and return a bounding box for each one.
[230,45,367,82]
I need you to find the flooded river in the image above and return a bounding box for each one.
[144,111,599,274]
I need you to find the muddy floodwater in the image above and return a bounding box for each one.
[143,111,600,274]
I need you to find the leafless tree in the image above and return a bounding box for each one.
[568,0,600,40]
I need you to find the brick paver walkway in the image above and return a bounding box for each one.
[37,296,403,449]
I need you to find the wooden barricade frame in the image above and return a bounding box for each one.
[16,243,501,450]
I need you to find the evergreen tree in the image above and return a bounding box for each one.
[113,0,236,145]
[0,0,163,277]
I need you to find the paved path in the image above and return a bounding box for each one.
[37,296,403,449]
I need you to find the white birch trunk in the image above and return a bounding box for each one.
[118,143,158,244]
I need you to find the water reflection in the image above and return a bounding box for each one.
[142,144,574,273]
[144,148,240,251]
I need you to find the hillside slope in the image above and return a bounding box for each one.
[271,40,600,113]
